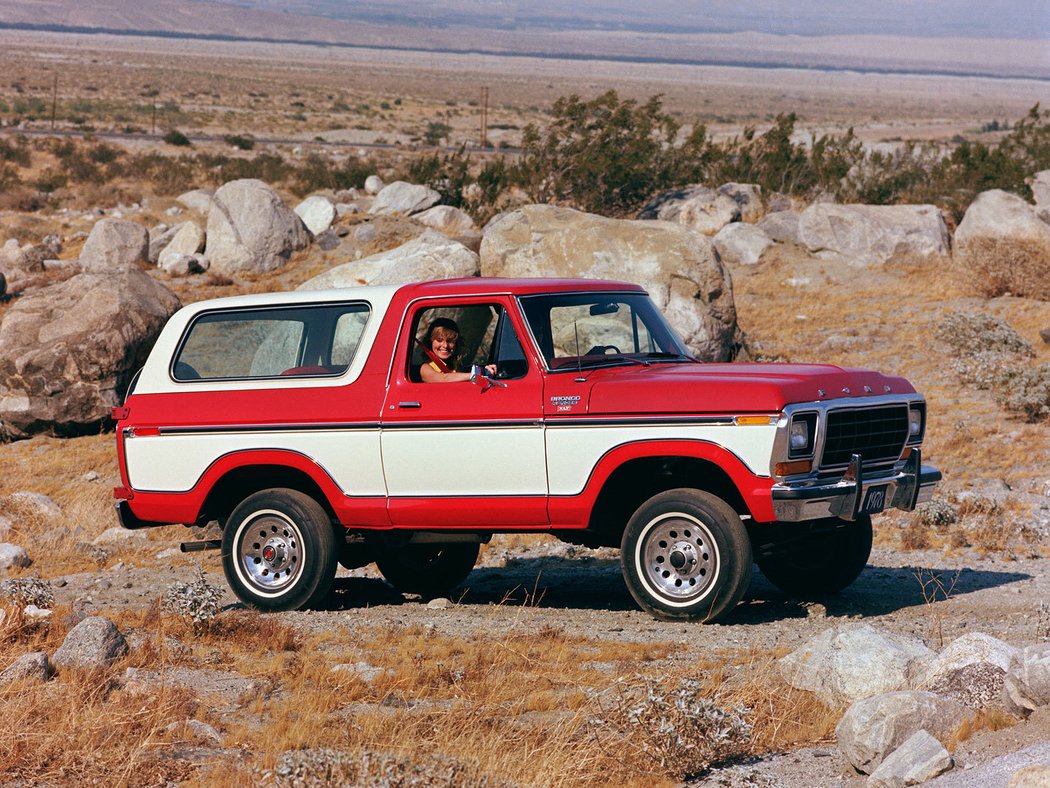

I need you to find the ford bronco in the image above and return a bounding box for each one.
[113,278,940,621]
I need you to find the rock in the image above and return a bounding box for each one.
[0,267,181,439]
[1029,169,1050,223]
[414,205,479,238]
[52,616,128,670]
[157,221,205,271]
[718,182,764,222]
[164,206,182,217]
[638,185,741,235]
[93,527,148,545]
[23,604,52,620]
[364,175,384,195]
[1003,644,1050,716]
[79,219,149,272]
[205,179,310,276]
[867,729,953,787]
[954,189,1050,299]
[1009,763,1050,787]
[353,224,377,243]
[916,633,1018,709]
[7,492,61,518]
[778,623,933,707]
[331,661,390,684]
[1,238,25,269]
[294,195,337,235]
[147,223,182,264]
[175,189,214,213]
[798,204,950,265]
[1041,328,1050,345]
[162,254,210,277]
[369,181,441,217]
[758,210,802,244]
[426,597,452,610]
[335,202,361,217]
[122,666,258,696]
[300,229,478,290]
[480,204,740,362]
[0,543,31,572]
[315,230,342,251]
[713,222,773,265]
[836,691,972,775]
[0,651,50,685]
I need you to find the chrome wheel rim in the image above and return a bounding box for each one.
[236,509,305,594]
[638,512,719,603]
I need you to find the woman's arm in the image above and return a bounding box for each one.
[420,364,496,383]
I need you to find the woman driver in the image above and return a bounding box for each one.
[419,317,496,383]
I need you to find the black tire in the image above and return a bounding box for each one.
[620,488,752,622]
[755,515,872,597]
[375,542,480,596]
[222,488,337,611]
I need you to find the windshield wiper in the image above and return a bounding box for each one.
[638,352,699,363]
[576,355,651,369]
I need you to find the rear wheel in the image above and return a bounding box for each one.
[222,488,337,611]
[620,488,752,622]
[755,515,872,597]
[375,542,480,596]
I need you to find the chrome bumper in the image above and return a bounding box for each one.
[771,450,941,523]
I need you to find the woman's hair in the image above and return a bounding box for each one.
[423,317,464,370]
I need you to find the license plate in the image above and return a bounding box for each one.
[862,485,888,514]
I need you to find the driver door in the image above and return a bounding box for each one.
[380,298,549,527]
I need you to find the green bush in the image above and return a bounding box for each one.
[223,134,255,151]
[163,129,192,147]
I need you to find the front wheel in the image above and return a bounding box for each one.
[375,542,480,596]
[755,515,872,597]
[222,488,337,611]
[621,488,752,622]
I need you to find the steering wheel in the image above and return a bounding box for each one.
[585,345,621,356]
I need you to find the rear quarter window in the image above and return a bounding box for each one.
[173,303,370,381]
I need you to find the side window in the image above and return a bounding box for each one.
[408,303,528,382]
[174,303,370,381]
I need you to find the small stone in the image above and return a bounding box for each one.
[7,492,61,518]
[0,651,50,685]
[53,616,128,670]
[353,223,377,243]
[0,543,31,573]
[81,470,100,482]
[1040,328,1050,345]
[331,661,389,684]
[426,597,452,610]
[164,718,223,746]
[23,605,52,620]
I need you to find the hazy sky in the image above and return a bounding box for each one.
[247,0,1050,39]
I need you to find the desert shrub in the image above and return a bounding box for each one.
[515,90,712,216]
[288,153,371,197]
[915,498,958,528]
[0,162,20,191]
[0,134,31,167]
[935,312,1033,357]
[955,235,1050,301]
[900,521,932,550]
[126,152,196,195]
[597,677,752,780]
[997,364,1050,422]
[162,566,221,632]
[257,748,489,787]
[32,167,67,193]
[223,133,255,151]
[0,577,54,608]
[956,493,1004,518]
[163,129,192,147]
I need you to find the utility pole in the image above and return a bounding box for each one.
[479,86,489,148]
[152,99,157,135]
[50,73,57,130]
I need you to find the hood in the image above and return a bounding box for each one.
[584,362,916,415]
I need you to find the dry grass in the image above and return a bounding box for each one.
[958,236,1050,301]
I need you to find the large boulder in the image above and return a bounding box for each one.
[1003,644,1050,716]
[0,652,50,685]
[52,617,128,670]
[758,210,801,244]
[368,181,441,217]
[157,221,205,273]
[79,219,149,273]
[778,623,933,707]
[866,729,953,787]
[713,222,773,265]
[294,195,337,236]
[1029,170,1050,223]
[175,189,214,213]
[640,186,741,236]
[480,204,740,361]
[205,179,310,276]
[835,691,972,775]
[0,267,181,439]
[717,183,764,223]
[414,205,479,239]
[954,189,1050,299]
[299,229,478,290]
[915,633,1019,710]
[798,204,950,265]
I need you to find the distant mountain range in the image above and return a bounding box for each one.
[0,0,1047,79]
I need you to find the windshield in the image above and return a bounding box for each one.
[518,292,693,371]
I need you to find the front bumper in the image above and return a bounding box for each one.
[771,450,941,522]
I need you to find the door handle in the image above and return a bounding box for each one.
[397,401,421,409]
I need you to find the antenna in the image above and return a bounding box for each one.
[573,320,585,383]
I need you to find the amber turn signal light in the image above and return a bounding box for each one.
[900,447,913,461]
[775,460,812,476]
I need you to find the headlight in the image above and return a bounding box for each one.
[788,413,817,457]
[908,404,925,442]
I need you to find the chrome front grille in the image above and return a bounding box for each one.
[821,405,909,469]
